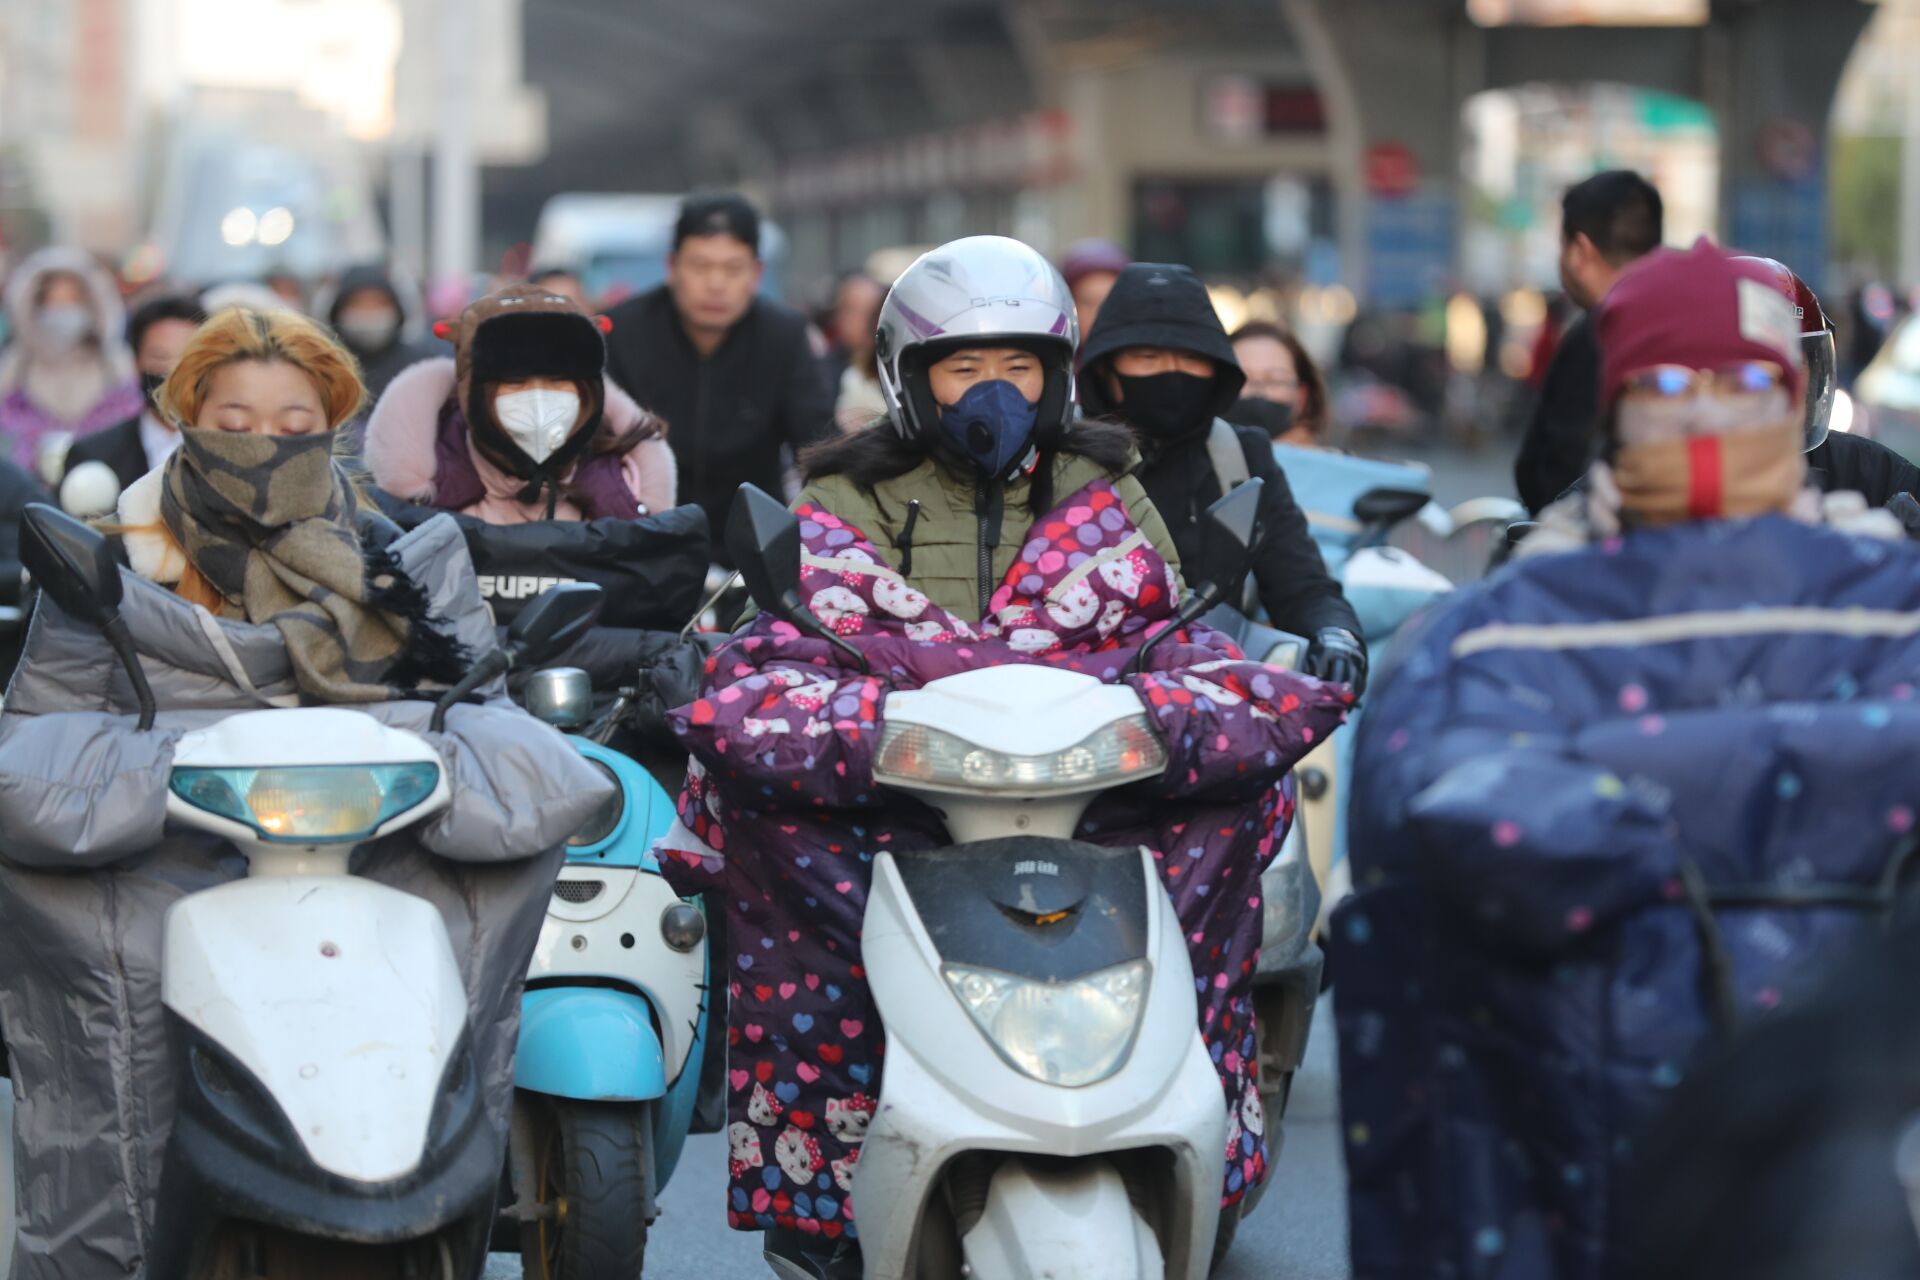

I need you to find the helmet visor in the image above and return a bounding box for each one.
[1802,328,1836,451]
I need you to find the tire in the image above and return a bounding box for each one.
[1209,1200,1244,1274]
[518,1099,653,1280]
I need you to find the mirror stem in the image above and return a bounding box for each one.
[1129,583,1221,677]
[431,649,510,733]
[101,615,156,731]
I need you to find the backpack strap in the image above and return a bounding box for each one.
[1206,418,1251,492]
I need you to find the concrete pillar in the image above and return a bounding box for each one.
[1712,0,1875,288]
[1290,0,1470,305]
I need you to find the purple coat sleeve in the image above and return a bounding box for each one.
[669,631,891,813]
[1127,636,1352,804]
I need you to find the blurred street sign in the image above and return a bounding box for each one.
[1368,187,1453,307]
[1757,117,1819,182]
[1204,76,1264,143]
[1366,143,1421,199]
[1732,175,1826,292]
[1203,76,1326,142]
[775,110,1076,209]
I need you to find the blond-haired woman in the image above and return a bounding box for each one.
[0,306,611,1276]
[114,306,466,700]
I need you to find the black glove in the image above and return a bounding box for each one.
[1305,627,1367,695]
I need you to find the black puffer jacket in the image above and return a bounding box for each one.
[1081,264,1360,641]
[603,286,835,557]
[1807,430,1920,506]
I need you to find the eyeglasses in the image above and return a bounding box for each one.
[1620,362,1790,402]
[1616,361,1794,436]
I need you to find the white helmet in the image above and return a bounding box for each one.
[875,236,1079,451]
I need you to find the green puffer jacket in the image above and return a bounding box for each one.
[796,451,1183,624]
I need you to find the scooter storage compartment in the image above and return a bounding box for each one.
[890,836,1148,982]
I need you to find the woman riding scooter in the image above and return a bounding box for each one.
[0,308,612,1279]
[364,281,707,729]
[367,274,718,1280]
[364,282,676,523]
[655,235,1353,1274]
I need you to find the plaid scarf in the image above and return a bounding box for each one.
[159,428,466,703]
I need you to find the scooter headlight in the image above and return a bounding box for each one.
[569,759,625,850]
[941,960,1149,1087]
[875,717,1166,795]
[170,763,441,843]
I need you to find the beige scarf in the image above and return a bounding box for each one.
[1610,423,1807,526]
[158,428,466,703]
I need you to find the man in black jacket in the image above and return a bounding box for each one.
[62,292,205,492]
[1515,170,1664,514]
[603,194,835,549]
[1081,262,1367,692]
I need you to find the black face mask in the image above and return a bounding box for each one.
[139,371,166,414]
[1114,371,1215,441]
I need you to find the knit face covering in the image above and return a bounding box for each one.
[1609,421,1806,525]
[159,428,464,703]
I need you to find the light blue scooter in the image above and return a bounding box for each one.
[503,667,710,1279]
[1269,445,1509,932]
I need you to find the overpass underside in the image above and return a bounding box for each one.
[494,0,1874,295]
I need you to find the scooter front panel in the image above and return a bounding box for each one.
[161,876,468,1184]
[529,864,706,1080]
[851,1029,1225,1280]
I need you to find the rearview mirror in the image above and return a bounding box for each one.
[20,503,154,729]
[21,502,122,627]
[433,581,604,733]
[725,484,803,617]
[1199,479,1264,591]
[1353,486,1430,531]
[508,581,603,667]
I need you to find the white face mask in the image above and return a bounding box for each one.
[493,387,581,464]
[337,311,400,351]
[37,304,92,349]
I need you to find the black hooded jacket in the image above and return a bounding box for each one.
[603,285,836,558]
[1081,264,1360,641]
[327,263,447,404]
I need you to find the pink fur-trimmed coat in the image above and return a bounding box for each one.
[363,357,677,524]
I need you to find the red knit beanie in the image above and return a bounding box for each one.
[1596,237,1805,415]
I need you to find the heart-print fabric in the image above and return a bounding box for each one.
[661,478,1352,1236]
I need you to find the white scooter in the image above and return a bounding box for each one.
[727,481,1270,1280]
[10,506,603,1280]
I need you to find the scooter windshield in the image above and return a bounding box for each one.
[890,835,1149,983]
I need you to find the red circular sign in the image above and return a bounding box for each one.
[1366,142,1421,199]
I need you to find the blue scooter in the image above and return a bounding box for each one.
[502,667,710,1279]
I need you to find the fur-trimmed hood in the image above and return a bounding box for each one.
[362,356,676,518]
[0,246,135,395]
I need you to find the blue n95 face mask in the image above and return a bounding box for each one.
[937,379,1040,478]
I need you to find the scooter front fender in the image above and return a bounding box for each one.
[515,988,664,1102]
[962,1157,1164,1280]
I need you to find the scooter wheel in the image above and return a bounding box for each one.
[1210,1200,1243,1274]
[518,1099,652,1280]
